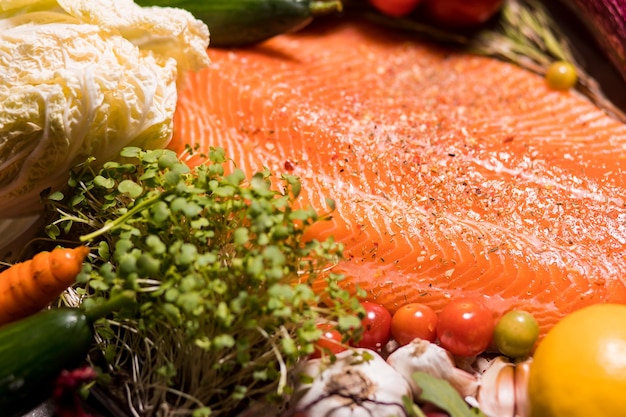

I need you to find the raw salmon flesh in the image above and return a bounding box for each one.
[168,18,626,337]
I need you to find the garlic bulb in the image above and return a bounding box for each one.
[293,348,412,417]
[386,338,479,399]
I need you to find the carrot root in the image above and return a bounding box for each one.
[0,246,90,326]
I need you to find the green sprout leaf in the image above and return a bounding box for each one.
[118,179,143,197]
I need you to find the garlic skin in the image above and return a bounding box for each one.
[476,356,516,417]
[386,338,479,399]
[514,358,532,417]
[293,348,412,417]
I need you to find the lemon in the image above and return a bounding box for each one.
[528,304,626,417]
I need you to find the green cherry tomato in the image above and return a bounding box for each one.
[545,61,577,91]
[493,310,539,358]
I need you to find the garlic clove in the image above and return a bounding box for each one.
[450,366,480,398]
[514,358,533,417]
[387,338,479,399]
[381,337,401,358]
[471,355,496,374]
[477,356,515,417]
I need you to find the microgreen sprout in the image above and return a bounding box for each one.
[43,146,363,416]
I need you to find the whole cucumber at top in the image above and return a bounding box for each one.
[555,0,626,83]
[135,0,343,47]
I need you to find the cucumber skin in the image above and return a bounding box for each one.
[136,0,313,47]
[0,309,94,417]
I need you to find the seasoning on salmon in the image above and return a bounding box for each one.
[168,19,626,338]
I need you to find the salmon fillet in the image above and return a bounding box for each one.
[169,19,626,337]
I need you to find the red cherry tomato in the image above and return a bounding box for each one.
[310,324,345,359]
[369,0,423,17]
[391,303,438,345]
[422,0,504,28]
[354,301,392,350]
[436,297,495,356]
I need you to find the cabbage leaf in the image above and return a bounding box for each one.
[0,0,210,256]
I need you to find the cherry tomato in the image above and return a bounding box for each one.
[493,310,539,358]
[354,301,392,350]
[310,323,345,359]
[545,61,577,91]
[436,297,495,357]
[422,0,504,28]
[391,303,438,345]
[369,0,423,17]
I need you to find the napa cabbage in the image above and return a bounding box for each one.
[0,0,210,257]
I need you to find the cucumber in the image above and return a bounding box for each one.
[0,296,132,417]
[135,0,343,47]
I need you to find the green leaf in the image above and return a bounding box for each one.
[403,395,427,417]
[262,245,286,266]
[45,223,61,239]
[281,173,301,198]
[48,191,65,201]
[89,279,110,291]
[97,241,110,260]
[157,362,177,381]
[281,335,297,356]
[412,372,486,417]
[170,197,202,217]
[214,334,235,349]
[226,168,246,185]
[118,180,143,197]
[157,151,180,170]
[70,193,86,207]
[337,315,361,331]
[177,292,203,314]
[233,227,249,245]
[216,301,234,327]
[191,407,212,417]
[164,170,181,186]
[145,234,166,255]
[209,146,226,163]
[94,175,116,189]
[119,147,142,159]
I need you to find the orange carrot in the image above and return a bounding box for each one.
[0,246,90,326]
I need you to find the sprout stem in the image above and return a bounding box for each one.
[83,291,135,323]
[79,192,168,242]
